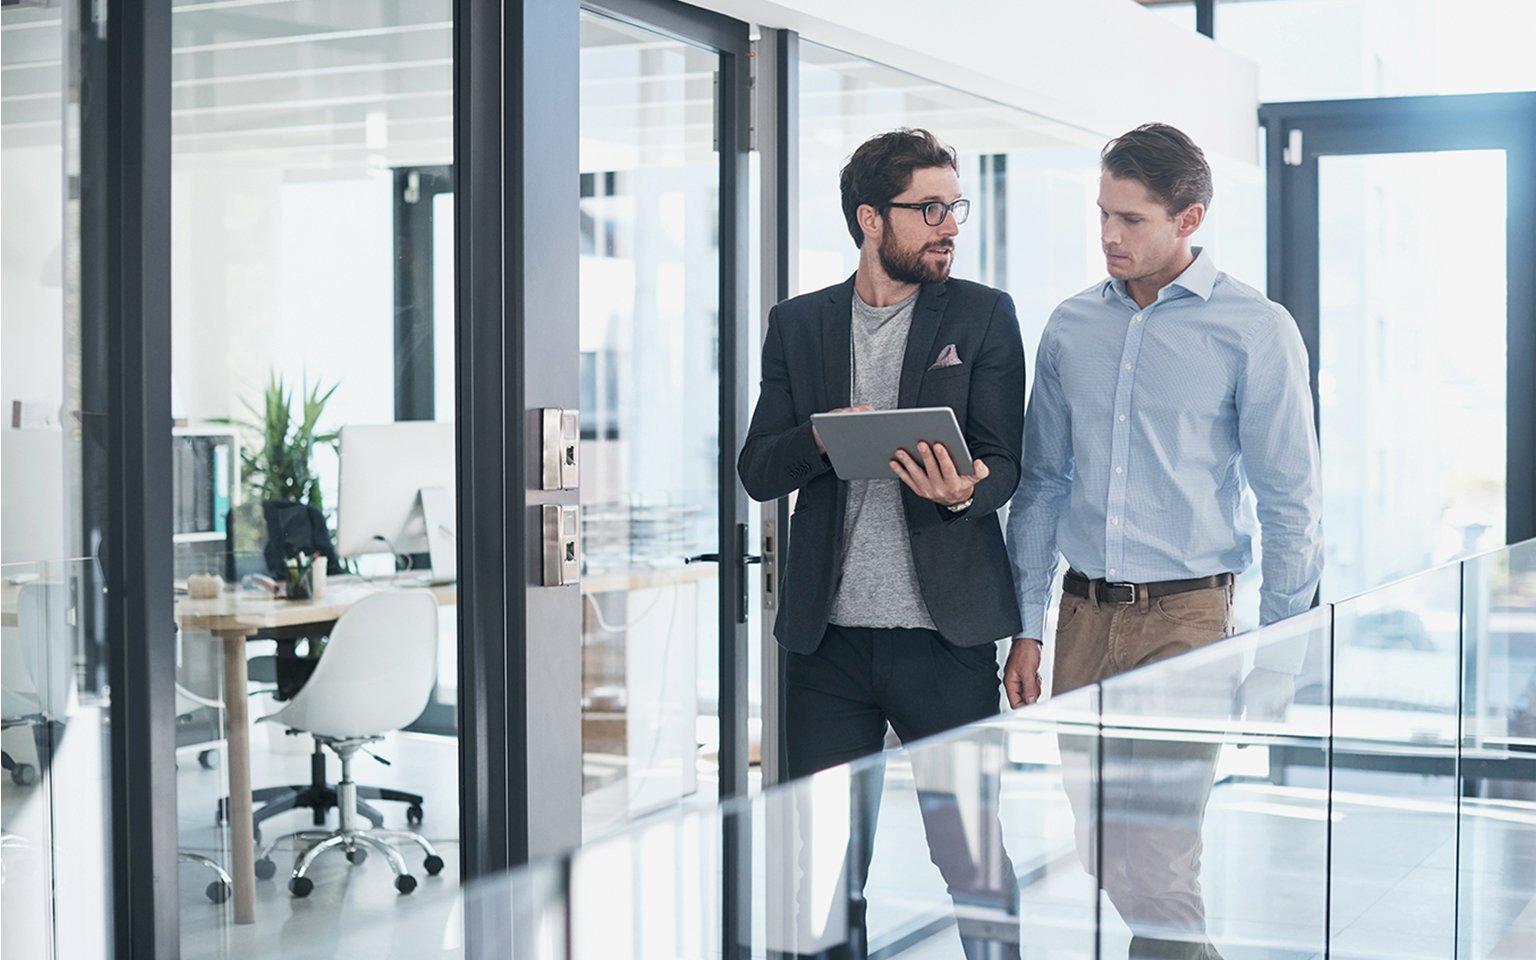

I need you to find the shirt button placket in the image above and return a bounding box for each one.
[1107,307,1146,578]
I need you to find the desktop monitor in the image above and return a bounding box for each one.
[336,422,456,580]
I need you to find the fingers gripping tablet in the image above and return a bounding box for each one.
[810,407,973,481]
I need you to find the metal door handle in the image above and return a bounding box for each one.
[684,553,761,565]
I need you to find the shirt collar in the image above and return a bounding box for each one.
[1101,247,1218,305]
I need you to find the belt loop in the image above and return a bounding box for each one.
[1137,588,1151,614]
[1087,579,1100,612]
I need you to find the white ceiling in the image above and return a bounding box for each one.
[2,1,1092,173]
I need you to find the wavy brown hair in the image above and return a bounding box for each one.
[839,128,958,248]
[1101,123,1213,215]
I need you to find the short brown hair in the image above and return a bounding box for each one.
[839,128,959,248]
[1101,123,1213,215]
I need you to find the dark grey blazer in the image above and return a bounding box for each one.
[738,275,1026,655]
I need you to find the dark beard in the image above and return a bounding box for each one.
[878,228,952,284]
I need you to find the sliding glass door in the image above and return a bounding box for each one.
[1263,93,1536,601]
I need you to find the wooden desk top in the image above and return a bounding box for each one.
[176,577,456,634]
[4,563,716,631]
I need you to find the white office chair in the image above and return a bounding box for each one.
[251,590,443,897]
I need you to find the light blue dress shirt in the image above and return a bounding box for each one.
[1007,249,1323,640]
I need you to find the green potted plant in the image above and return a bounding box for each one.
[241,370,340,514]
[221,371,341,586]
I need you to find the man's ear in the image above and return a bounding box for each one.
[857,203,884,245]
[1175,202,1206,238]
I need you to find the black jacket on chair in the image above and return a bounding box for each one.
[738,275,1026,655]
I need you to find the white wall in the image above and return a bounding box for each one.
[714,0,1261,163]
[172,164,397,510]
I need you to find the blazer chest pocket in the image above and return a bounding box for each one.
[923,363,969,383]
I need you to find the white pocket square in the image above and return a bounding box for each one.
[928,343,963,369]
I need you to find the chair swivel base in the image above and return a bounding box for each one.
[215,742,424,841]
[220,785,423,841]
[178,851,234,903]
[255,828,444,897]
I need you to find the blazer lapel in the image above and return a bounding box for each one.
[897,281,947,409]
[821,275,855,409]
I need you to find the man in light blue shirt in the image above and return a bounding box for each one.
[1003,122,1322,702]
[1003,123,1322,958]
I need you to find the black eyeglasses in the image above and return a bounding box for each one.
[884,198,971,226]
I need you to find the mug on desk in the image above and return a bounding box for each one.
[187,573,223,599]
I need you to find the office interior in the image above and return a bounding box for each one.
[1,0,1534,957]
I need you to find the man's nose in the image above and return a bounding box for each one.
[1101,220,1119,246]
[938,210,960,237]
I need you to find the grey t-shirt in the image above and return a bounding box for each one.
[828,290,936,630]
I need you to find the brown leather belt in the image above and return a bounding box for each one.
[1063,569,1233,605]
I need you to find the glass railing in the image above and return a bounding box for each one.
[18,541,1535,958]
[264,538,1536,959]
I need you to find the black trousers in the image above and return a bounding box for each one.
[783,624,1021,960]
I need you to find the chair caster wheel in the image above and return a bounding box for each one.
[197,749,221,770]
[423,855,444,876]
[205,880,231,904]
[346,847,367,864]
[395,874,417,895]
[254,858,277,881]
[10,764,36,787]
[406,805,424,826]
[288,876,314,898]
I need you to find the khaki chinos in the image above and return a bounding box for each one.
[1054,579,1238,960]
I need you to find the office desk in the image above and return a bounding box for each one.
[178,577,455,923]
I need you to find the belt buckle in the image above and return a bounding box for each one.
[1103,581,1137,605]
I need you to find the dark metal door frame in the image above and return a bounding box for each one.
[82,1,180,956]
[1261,92,1536,547]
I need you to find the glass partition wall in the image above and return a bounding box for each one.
[576,12,723,838]
[1,3,112,957]
[167,2,461,954]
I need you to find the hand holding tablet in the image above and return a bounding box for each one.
[810,407,976,482]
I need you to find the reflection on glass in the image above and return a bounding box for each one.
[169,0,459,952]
[3,0,104,950]
[1094,611,1332,958]
[578,12,721,836]
[1318,150,1507,600]
[1460,540,1536,957]
[1094,643,1240,958]
[1329,564,1461,958]
[1,560,112,958]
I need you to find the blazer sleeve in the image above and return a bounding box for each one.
[737,305,831,502]
[946,290,1026,520]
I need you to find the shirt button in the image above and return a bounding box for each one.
[1115,466,1124,475]
[1124,362,1133,371]
[1108,568,1117,576]
[1111,516,1120,525]
[1133,314,1142,322]
[1119,414,1127,422]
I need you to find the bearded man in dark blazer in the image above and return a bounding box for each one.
[739,128,1026,960]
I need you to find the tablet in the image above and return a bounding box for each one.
[811,407,974,481]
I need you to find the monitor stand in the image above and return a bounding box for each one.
[416,485,456,584]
